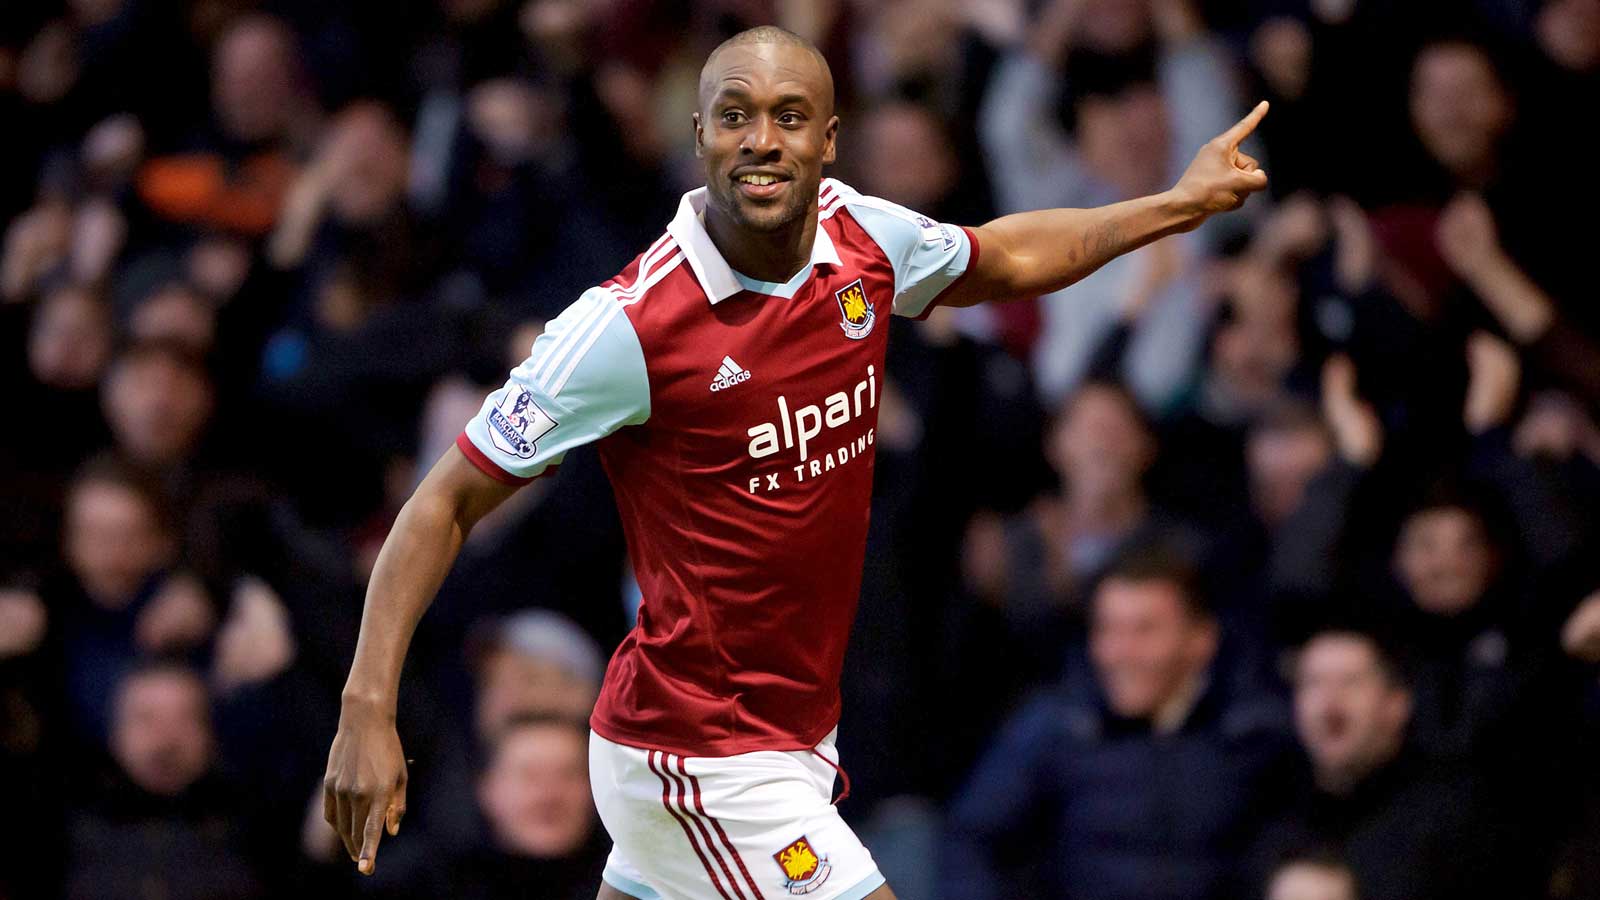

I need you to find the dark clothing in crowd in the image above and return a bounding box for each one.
[1246,750,1511,900]
[946,679,1291,900]
[369,827,610,900]
[65,773,265,900]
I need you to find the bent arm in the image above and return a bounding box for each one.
[945,192,1201,307]
[943,101,1271,308]
[340,444,520,713]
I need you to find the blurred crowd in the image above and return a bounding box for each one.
[2,0,1599,897]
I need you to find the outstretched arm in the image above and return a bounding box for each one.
[323,445,519,874]
[943,101,1270,308]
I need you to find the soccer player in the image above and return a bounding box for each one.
[324,25,1270,900]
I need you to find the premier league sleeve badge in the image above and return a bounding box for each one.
[487,387,558,459]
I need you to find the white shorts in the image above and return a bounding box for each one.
[589,729,886,900]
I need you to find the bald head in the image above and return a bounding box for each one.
[699,26,834,118]
[692,25,840,236]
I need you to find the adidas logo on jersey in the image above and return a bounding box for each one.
[710,356,752,392]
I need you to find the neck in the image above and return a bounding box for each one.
[1067,483,1146,533]
[1152,672,1207,735]
[1315,743,1399,795]
[702,202,818,283]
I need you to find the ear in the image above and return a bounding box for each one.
[1385,687,1413,732]
[1189,618,1220,668]
[821,115,839,166]
[693,112,704,159]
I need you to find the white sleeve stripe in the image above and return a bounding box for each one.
[539,295,615,392]
[552,250,683,395]
[531,292,608,386]
[606,250,683,308]
[624,234,674,287]
[531,236,675,385]
[611,240,679,301]
[550,303,623,396]
[523,292,593,383]
[550,249,681,393]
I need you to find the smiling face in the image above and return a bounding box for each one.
[695,38,838,234]
[1089,576,1217,720]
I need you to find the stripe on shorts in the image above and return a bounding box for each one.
[647,750,735,900]
[663,753,748,900]
[679,756,768,900]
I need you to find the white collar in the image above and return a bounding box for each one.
[666,186,843,305]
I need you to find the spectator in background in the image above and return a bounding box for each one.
[50,455,220,742]
[28,281,115,394]
[1394,34,1592,332]
[1265,850,1359,900]
[469,609,604,743]
[854,101,966,222]
[126,279,218,355]
[980,0,1243,408]
[340,607,607,869]
[137,14,311,237]
[964,380,1192,675]
[370,714,607,900]
[259,100,457,473]
[3,282,118,571]
[1386,488,1533,765]
[1435,192,1600,411]
[1247,628,1510,900]
[100,339,215,471]
[66,661,263,900]
[947,544,1289,900]
[465,714,609,899]
[1229,358,1383,645]
[1408,37,1515,195]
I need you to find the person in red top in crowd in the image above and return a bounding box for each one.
[325,25,1269,900]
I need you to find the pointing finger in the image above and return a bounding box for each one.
[1220,100,1270,149]
[358,800,386,874]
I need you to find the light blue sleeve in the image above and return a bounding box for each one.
[846,197,975,319]
[460,287,650,482]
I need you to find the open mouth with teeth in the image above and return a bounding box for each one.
[733,171,790,200]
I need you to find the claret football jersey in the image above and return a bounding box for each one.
[458,178,979,756]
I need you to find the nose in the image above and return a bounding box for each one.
[742,115,782,159]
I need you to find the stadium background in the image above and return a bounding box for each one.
[2,0,1599,897]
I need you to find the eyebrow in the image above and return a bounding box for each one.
[712,87,816,111]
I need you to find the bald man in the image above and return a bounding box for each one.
[325,25,1270,900]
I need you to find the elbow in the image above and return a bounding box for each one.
[401,483,473,541]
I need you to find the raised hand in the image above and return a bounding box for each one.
[1321,354,1383,467]
[1463,331,1520,434]
[1562,590,1600,664]
[1171,101,1271,220]
[1436,193,1508,282]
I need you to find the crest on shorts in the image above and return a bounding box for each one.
[834,279,875,340]
[487,387,557,459]
[773,835,832,895]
